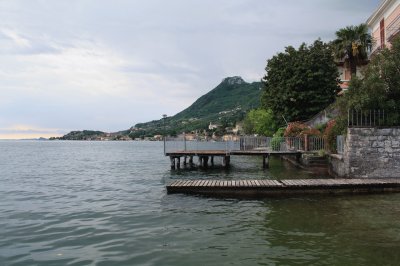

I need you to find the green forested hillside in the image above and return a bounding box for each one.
[132,76,261,137]
[174,76,261,119]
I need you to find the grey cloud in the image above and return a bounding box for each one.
[0,0,382,136]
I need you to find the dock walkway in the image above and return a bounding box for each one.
[166,178,400,197]
[166,149,301,169]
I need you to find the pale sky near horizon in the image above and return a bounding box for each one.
[0,0,381,139]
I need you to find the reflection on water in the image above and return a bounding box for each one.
[0,141,399,265]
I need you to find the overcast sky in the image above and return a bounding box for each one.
[0,0,381,139]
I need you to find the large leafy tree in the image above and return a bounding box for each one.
[332,23,372,76]
[261,39,339,124]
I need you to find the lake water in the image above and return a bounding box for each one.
[1,141,399,265]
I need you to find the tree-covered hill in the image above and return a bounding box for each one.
[132,76,262,138]
[174,76,261,120]
[55,76,261,140]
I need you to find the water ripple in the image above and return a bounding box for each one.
[1,141,400,265]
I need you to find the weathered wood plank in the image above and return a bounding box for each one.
[167,178,400,197]
[181,180,189,186]
[174,180,184,187]
[261,180,274,186]
[281,180,295,186]
[298,179,309,186]
[269,180,282,186]
[180,180,189,187]
[170,178,400,189]
[258,180,267,187]
[169,181,179,187]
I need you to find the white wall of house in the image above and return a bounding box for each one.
[367,0,400,53]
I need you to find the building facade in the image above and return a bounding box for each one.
[367,0,400,54]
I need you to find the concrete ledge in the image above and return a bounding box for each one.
[329,153,343,160]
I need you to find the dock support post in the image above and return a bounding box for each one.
[189,156,193,166]
[200,156,209,168]
[263,155,269,169]
[296,153,301,162]
[170,156,175,170]
[176,157,181,169]
[205,156,209,168]
[222,156,230,168]
[183,156,187,166]
[211,156,214,166]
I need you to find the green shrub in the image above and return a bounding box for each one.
[271,136,283,151]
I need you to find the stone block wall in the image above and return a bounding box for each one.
[341,127,400,178]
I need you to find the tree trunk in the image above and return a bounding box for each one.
[349,57,357,78]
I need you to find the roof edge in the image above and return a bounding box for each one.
[367,0,395,26]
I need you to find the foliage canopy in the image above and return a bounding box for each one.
[332,23,372,76]
[338,36,400,111]
[261,39,339,124]
[243,109,276,136]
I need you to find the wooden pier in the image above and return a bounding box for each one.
[166,178,400,197]
[166,150,301,169]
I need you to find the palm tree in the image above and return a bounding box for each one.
[332,23,372,77]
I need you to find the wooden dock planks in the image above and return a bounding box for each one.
[167,178,400,197]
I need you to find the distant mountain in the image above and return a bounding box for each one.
[56,76,262,140]
[132,76,262,138]
[174,76,260,120]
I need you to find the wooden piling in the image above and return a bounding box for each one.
[263,155,269,169]
[222,156,230,168]
[170,156,175,170]
[202,156,208,168]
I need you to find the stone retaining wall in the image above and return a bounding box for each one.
[331,127,400,178]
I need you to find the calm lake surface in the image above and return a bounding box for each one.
[1,141,400,265]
